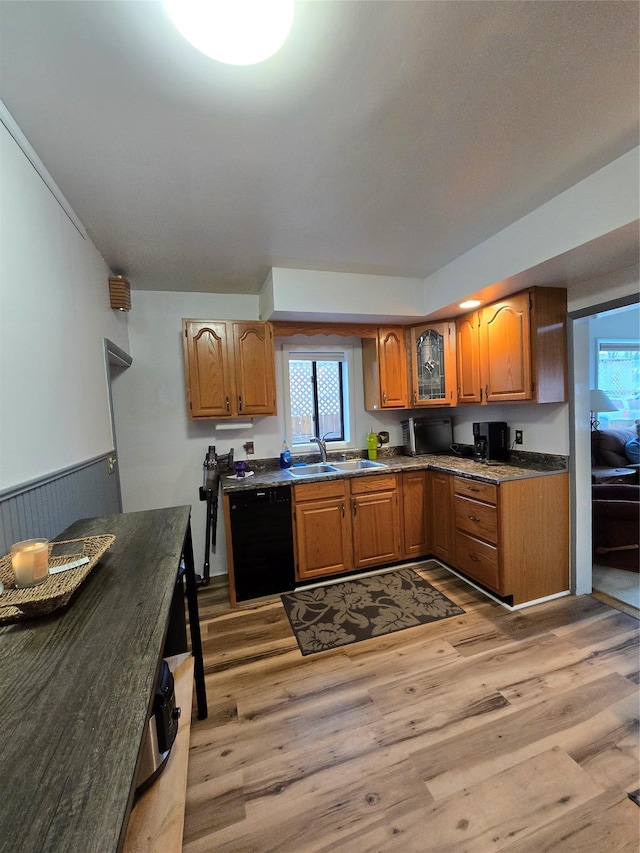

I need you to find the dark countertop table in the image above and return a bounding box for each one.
[591,466,637,484]
[221,451,568,493]
[0,505,203,853]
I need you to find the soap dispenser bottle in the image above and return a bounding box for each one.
[279,439,292,469]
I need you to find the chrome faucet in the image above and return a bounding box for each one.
[311,436,328,462]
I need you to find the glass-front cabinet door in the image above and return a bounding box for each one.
[409,322,456,407]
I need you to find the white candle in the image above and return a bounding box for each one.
[11,539,49,587]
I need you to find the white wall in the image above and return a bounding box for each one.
[262,267,426,323]
[568,263,639,315]
[422,149,639,315]
[0,118,130,491]
[450,403,569,454]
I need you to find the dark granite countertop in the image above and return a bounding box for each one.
[221,449,568,492]
[0,506,192,853]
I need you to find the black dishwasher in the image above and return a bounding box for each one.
[228,486,295,601]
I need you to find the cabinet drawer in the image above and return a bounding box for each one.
[293,480,347,502]
[455,531,500,592]
[454,477,497,505]
[454,495,498,544]
[349,474,398,494]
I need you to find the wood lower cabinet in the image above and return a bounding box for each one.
[293,474,401,580]
[293,480,352,581]
[427,469,455,564]
[451,472,569,605]
[453,478,500,592]
[182,319,276,418]
[350,475,402,569]
[292,467,569,607]
[401,470,430,559]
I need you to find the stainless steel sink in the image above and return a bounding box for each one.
[328,459,387,471]
[286,463,340,478]
[287,459,387,477]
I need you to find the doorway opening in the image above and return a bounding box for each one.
[569,298,639,611]
[103,338,133,512]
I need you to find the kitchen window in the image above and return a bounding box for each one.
[283,345,354,448]
[596,339,640,428]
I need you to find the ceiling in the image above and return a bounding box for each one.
[1,1,638,296]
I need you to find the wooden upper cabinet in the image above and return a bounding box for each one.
[363,327,409,410]
[409,321,456,407]
[526,286,569,404]
[455,287,568,405]
[183,320,234,418]
[183,319,276,419]
[456,312,482,404]
[378,327,409,408]
[231,322,277,416]
[481,291,532,403]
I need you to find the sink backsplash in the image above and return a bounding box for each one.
[242,445,567,474]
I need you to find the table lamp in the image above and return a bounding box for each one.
[590,389,617,431]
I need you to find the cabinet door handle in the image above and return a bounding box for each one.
[413,390,417,403]
[485,384,489,399]
[480,386,483,402]
[225,396,230,412]
[353,501,357,517]
[469,553,480,562]
[382,390,387,404]
[468,515,480,523]
[341,503,345,518]
[238,395,243,412]
[469,486,480,493]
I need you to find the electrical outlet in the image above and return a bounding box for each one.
[244,441,254,455]
[515,430,523,445]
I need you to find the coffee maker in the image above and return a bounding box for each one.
[473,422,510,462]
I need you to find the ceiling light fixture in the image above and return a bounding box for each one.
[163,0,295,66]
[459,299,482,309]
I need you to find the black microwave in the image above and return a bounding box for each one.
[401,417,453,456]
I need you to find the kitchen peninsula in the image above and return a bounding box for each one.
[222,451,569,609]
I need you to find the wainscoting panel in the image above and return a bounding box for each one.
[0,455,121,555]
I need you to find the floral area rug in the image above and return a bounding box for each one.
[281,567,464,656]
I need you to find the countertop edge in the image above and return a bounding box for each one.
[221,454,568,492]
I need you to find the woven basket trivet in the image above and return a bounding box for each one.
[0,534,115,624]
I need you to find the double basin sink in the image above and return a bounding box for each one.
[287,459,386,478]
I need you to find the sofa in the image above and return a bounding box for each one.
[591,426,640,483]
[592,483,640,572]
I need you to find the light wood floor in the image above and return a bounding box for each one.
[183,562,640,852]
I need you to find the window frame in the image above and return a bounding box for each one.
[595,337,640,428]
[282,343,355,451]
